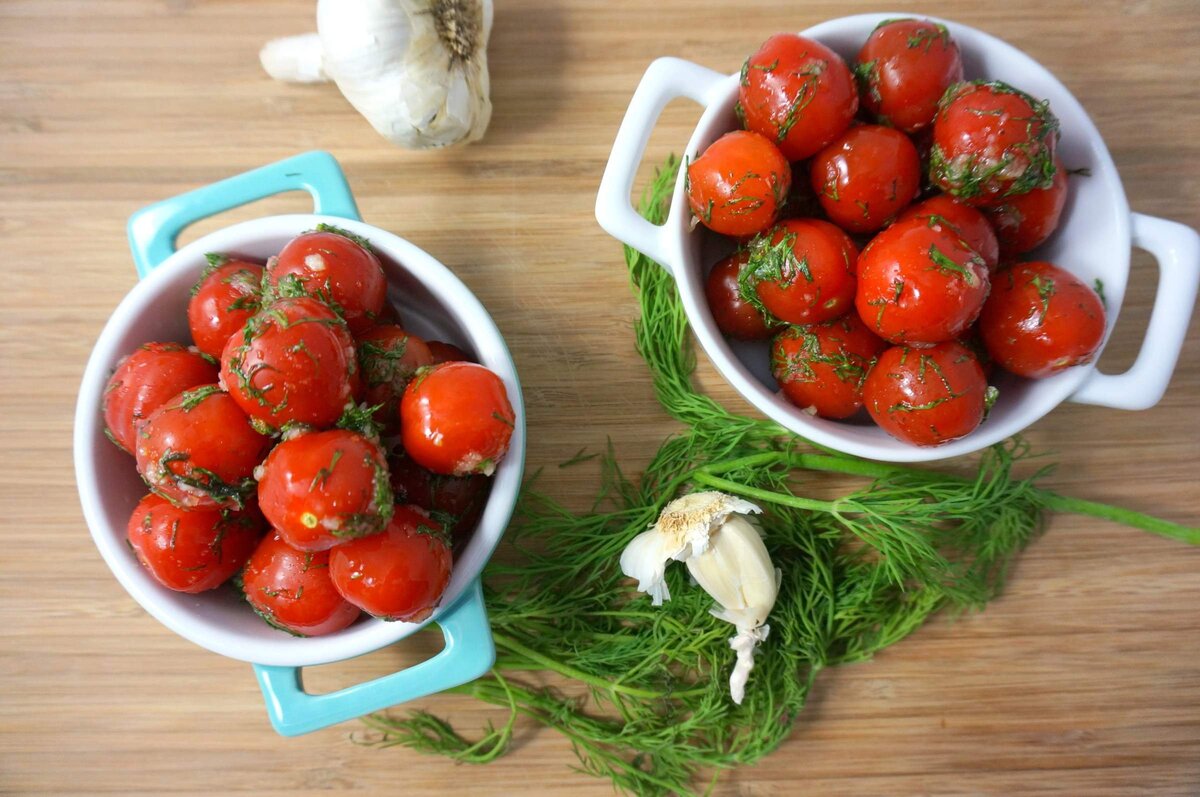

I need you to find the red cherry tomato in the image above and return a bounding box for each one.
[705,251,778,340]
[389,454,489,546]
[135,385,270,509]
[268,226,387,334]
[930,81,1059,205]
[427,340,473,364]
[863,341,990,446]
[220,297,354,432]
[810,124,921,234]
[739,34,858,160]
[743,219,858,326]
[103,342,218,455]
[855,217,990,345]
[187,257,264,358]
[401,362,515,476]
[241,531,361,636]
[771,314,887,419]
[894,193,1000,271]
[329,505,453,622]
[984,157,1069,257]
[855,19,964,133]
[257,429,393,551]
[126,493,263,593]
[356,325,435,433]
[979,261,1106,378]
[685,131,791,237]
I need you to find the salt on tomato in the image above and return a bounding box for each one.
[400,362,515,477]
[267,226,387,334]
[855,19,964,133]
[187,256,264,358]
[103,342,218,455]
[893,193,1000,272]
[810,124,921,234]
[241,531,361,636]
[739,34,858,161]
[741,219,858,326]
[979,261,1105,378]
[329,505,453,622]
[771,314,887,419]
[356,325,435,433]
[984,157,1069,257]
[863,341,990,446]
[685,130,791,237]
[127,493,263,593]
[705,251,778,340]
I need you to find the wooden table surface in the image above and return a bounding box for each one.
[2,1,1198,794]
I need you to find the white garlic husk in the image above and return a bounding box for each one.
[260,0,493,149]
[619,491,781,705]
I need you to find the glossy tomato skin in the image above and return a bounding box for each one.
[771,314,887,419]
[187,258,264,358]
[136,386,270,509]
[743,219,858,326]
[706,251,778,340]
[855,217,990,345]
[855,19,964,133]
[126,493,263,593]
[739,34,858,161]
[242,531,361,636]
[930,81,1059,206]
[686,131,791,237]
[401,362,515,476]
[894,193,1000,271]
[863,341,989,446]
[356,325,435,433]
[329,505,453,622]
[979,261,1105,378]
[426,340,473,364]
[268,228,386,334]
[389,453,489,547]
[257,429,393,552]
[220,297,354,432]
[103,342,218,455]
[984,157,1069,257]
[811,124,921,233]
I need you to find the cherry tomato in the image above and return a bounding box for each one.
[979,261,1105,378]
[742,219,858,325]
[389,453,489,546]
[401,362,515,476]
[983,157,1069,257]
[187,256,264,358]
[356,325,435,433]
[242,531,361,636]
[810,124,921,233]
[135,385,270,509]
[855,217,990,345]
[267,226,387,334]
[329,505,453,622]
[220,297,354,432]
[685,131,791,237]
[127,493,262,593]
[103,342,218,455]
[771,314,887,419]
[257,429,392,551]
[930,81,1059,205]
[894,194,1000,271]
[863,341,990,446]
[706,251,778,340]
[739,34,859,160]
[854,19,964,133]
[426,340,473,364]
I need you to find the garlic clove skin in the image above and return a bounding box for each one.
[260,33,329,84]
[685,515,778,632]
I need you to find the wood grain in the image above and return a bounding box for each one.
[1,1,1198,795]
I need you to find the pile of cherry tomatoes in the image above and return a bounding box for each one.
[103,225,515,636]
[692,20,1106,446]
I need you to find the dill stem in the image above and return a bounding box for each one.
[1037,491,1200,544]
[691,471,833,513]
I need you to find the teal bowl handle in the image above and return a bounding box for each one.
[126,150,361,278]
[253,580,496,737]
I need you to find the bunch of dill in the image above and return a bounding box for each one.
[362,157,1198,795]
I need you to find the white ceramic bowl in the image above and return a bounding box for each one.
[74,213,525,667]
[597,13,1199,462]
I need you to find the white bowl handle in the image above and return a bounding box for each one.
[1071,213,1200,410]
[595,57,728,271]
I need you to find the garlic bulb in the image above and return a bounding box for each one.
[260,0,493,149]
[620,491,781,704]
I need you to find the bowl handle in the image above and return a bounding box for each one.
[595,57,728,271]
[126,151,361,278]
[252,579,495,737]
[1070,213,1200,410]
